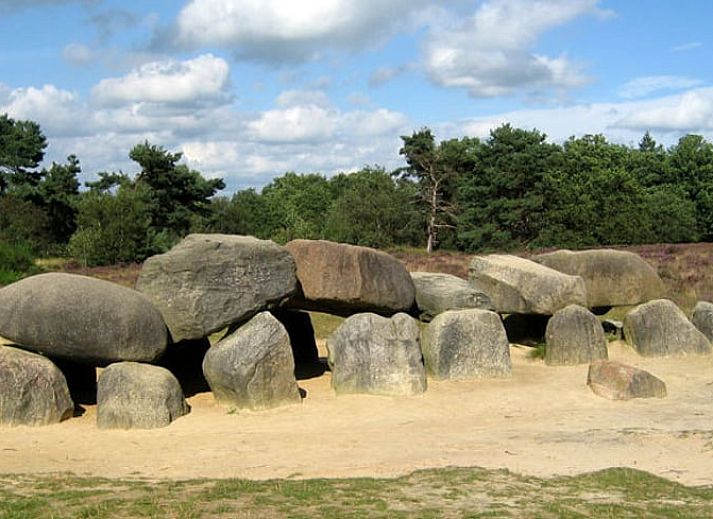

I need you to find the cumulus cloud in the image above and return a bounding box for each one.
[424,0,603,97]
[0,84,87,136]
[91,54,232,107]
[170,0,434,61]
[618,75,704,99]
[615,88,713,132]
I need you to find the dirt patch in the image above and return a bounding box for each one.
[1,341,712,486]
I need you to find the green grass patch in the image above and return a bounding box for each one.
[1,467,711,519]
[309,312,345,341]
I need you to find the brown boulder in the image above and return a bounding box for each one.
[587,360,667,400]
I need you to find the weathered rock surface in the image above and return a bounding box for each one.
[534,249,665,308]
[0,346,74,426]
[587,360,667,400]
[327,313,426,396]
[0,273,168,365]
[97,362,189,429]
[421,309,511,380]
[136,234,298,342]
[691,301,713,342]
[411,272,493,321]
[468,255,587,315]
[623,299,712,357]
[545,305,608,366]
[286,239,415,316]
[272,310,320,364]
[202,312,302,410]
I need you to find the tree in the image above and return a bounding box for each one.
[458,124,558,251]
[37,155,81,244]
[0,114,47,194]
[129,141,225,236]
[396,129,474,253]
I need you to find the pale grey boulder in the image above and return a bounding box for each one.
[411,272,493,321]
[588,360,667,400]
[691,301,713,342]
[421,309,511,380]
[468,255,587,315]
[0,346,74,426]
[327,313,426,396]
[623,299,711,357]
[533,249,665,308]
[545,305,608,366]
[285,239,415,316]
[97,362,189,429]
[136,234,298,342]
[0,273,168,366]
[202,312,302,410]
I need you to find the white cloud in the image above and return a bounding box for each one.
[615,88,713,132]
[172,0,434,61]
[0,84,86,136]
[248,105,338,143]
[618,76,704,99]
[424,0,602,97]
[671,42,702,53]
[62,43,95,66]
[92,54,232,107]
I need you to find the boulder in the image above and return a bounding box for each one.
[545,305,608,366]
[97,362,189,429]
[271,310,320,364]
[587,360,667,400]
[691,301,713,342]
[0,273,168,366]
[623,299,711,357]
[136,234,297,342]
[202,312,302,410]
[327,313,426,396]
[421,309,511,380]
[410,272,493,321]
[468,255,587,315]
[533,249,665,308]
[0,346,74,426]
[285,239,415,316]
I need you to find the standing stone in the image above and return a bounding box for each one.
[285,239,415,316]
[327,313,426,396]
[587,360,667,400]
[0,273,168,366]
[545,305,608,366]
[97,362,189,429]
[410,272,493,321]
[202,312,302,410]
[533,249,665,308]
[136,234,298,342]
[468,255,587,315]
[421,309,511,380]
[623,299,712,357]
[0,346,74,426]
[691,301,713,342]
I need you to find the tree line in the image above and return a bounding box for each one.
[1,112,712,274]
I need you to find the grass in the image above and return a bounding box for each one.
[0,467,711,518]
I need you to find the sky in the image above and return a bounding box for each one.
[1,0,712,193]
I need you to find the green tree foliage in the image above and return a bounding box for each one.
[325,167,422,248]
[0,114,47,195]
[458,124,559,251]
[200,189,272,238]
[37,155,81,244]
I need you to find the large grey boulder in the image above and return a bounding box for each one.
[421,309,511,380]
[0,273,168,366]
[285,239,415,316]
[411,272,493,321]
[691,301,713,342]
[623,299,712,357]
[97,362,189,429]
[545,305,608,366]
[327,313,426,396]
[202,312,301,410]
[468,255,587,315]
[533,249,665,308]
[0,346,74,426]
[136,234,298,342]
[588,360,667,400]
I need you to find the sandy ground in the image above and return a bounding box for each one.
[1,340,712,485]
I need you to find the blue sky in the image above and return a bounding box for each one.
[1,0,712,192]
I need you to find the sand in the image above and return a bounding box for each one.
[1,341,712,485]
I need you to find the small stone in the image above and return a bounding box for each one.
[587,360,667,400]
